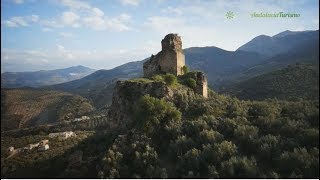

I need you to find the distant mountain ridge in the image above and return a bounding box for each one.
[1,65,96,88]
[237,30,319,57]
[45,48,267,107]
[44,29,319,107]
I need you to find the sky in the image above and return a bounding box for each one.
[1,0,319,72]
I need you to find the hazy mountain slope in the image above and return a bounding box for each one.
[1,88,94,130]
[46,48,266,107]
[46,30,319,107]
[225,39,319,86]
[224,64,319,100]
[1,65,96,88]
[237,30,319,57]
[45,60,145,107]
[184,46,267,87]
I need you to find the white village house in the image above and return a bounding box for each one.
[7,146,14,152]
[73,116,90,122]
[38,144,49,151]
[49,131,75,139]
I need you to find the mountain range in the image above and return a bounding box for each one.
[42,29,319,106]
[1,65,96,88]
[237,30,318,57]
[2,30,319,107]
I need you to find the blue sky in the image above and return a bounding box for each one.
[1,0,319,72]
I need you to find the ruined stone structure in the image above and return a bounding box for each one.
[143,33,185,77]
[195,72,208,98]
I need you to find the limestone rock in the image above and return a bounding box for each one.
[108,80,173,128]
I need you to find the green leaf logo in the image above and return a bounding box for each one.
[226,11,234,19]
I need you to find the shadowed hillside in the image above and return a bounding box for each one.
[223,64,319,100]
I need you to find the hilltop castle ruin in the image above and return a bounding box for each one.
[143,33,208,98]
[143,33,186,77]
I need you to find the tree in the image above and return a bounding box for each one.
[135,95,181,135]
[220,156,258,178]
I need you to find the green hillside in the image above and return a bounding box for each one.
[1,86,318,178]
[1,88,94,131]
[224,64,319,100]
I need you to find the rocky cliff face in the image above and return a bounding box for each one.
[108,80,173,128]
[108,79,196,129]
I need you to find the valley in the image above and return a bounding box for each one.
[1,30,319,178]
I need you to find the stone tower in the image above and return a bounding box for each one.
[195,72,208,98]
[143,33,185,77]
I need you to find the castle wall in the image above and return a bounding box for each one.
[143,56,160,77]
[202,78,208,98]
[176,51,185,75]
[143,33,207,98]
[158,50,178,75]
[143,34,185,77]
[195,72,208,98]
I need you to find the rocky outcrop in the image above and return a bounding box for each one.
[108,80,174,128]
[143,33,185,77]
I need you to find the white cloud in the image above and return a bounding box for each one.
[162,6,183,15]
[2,0,132,32]
[41,19,63,28]
[59,32,74,37]
[2,15,39,27]
[145,16,184,31]
[144,16,217,48]
[13,0,24,4]
[58,0,91,10]
[313,18,319,26]
[42,27,54,32]
[30,15,39,22]
[106,14,132,31]
[119,0,140,6]
[61,11,80,27]
[39,1,132,32]
[2,20,19,27]
[83,13,131,31]
[3,16,28,27]
[1,42,157,71]
[57,44,66,52]
[92,7,104,17]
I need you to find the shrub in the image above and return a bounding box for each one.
[185,78,197,89]
[151,75,164,82]
[135,95,182,135]
[182,66,189,74]
[163,74,177,86]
